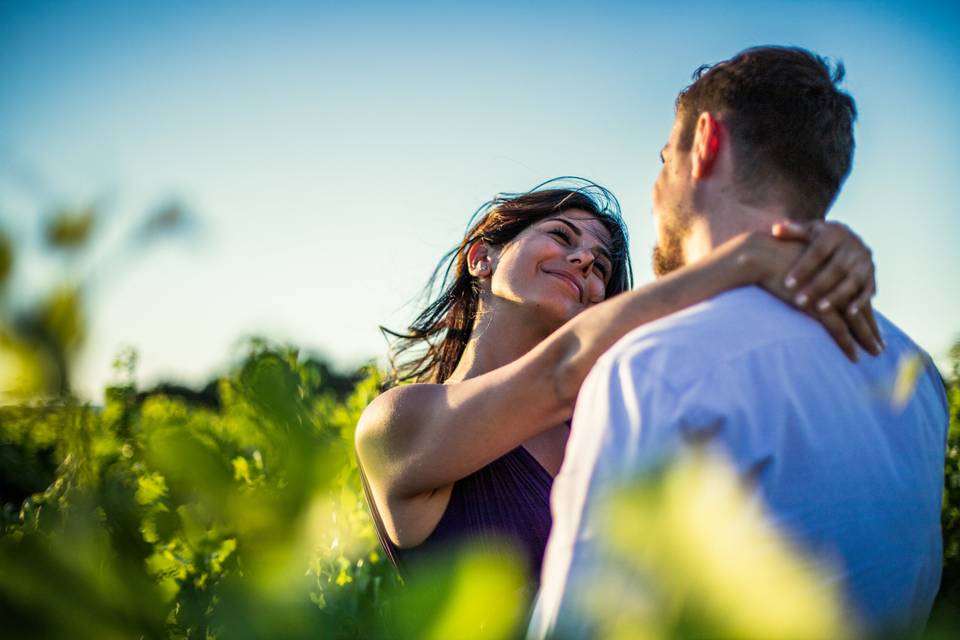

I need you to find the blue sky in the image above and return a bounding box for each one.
[1,1,958,399]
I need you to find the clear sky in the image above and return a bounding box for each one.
[1,1,958,400]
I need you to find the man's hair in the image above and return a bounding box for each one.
[676,46,857,220]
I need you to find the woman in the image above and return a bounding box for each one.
[355,178,879,585]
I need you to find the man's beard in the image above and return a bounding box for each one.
[652,237,684,277]
[652,216,689,277]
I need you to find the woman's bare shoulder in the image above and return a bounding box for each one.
[355,382,445,451]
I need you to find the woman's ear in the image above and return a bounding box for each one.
[466,241,495,278]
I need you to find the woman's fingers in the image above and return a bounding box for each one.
[773,219,883,361]
[812,257,870,311]
[814,266,883,356]
[847,271,877,318]
[788,221,874,308]
[843,302,882,356]
[783,221,836,291]
[792,249,850,309]
[862,305,884,351]
[847,284,883,350]
[816,275,860,313]
[817,308,858,362]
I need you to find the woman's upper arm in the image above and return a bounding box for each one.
[355,352,571,500]
[354,381,502,500]
[354,384,432,482]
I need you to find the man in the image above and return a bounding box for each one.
[530,46,948,637]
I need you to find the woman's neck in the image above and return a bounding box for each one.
[446,299,555,383]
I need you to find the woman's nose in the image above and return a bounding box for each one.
[568,249,594,273]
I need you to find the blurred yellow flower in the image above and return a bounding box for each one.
[892,351,924,411]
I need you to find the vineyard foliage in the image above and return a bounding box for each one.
[1,347,388,638]
[936,340,960,622]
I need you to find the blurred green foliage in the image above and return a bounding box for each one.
[0,347,370,638]
[931,340,960,628]
[0,206,957,639]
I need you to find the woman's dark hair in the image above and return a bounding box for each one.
[382,177,633,386]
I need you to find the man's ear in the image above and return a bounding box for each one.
[466,240,494,278]
[691,112,723,180]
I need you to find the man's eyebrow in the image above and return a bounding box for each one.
[547,216,614,263]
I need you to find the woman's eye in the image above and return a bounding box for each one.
[594,263,609,279]
[549,228,571,244]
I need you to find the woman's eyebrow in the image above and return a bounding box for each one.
[546,217,583,237]
[547,217,614,263]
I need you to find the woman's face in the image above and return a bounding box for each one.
[486,209,615,326]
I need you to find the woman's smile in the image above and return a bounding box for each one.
[544,269,584,303]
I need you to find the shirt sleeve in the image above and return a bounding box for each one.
[529,343,687,639]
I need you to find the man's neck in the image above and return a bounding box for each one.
[682,202,788,265]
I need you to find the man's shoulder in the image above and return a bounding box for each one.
[616,286,796,340]
[596,286,929,393]
[597,287,806,385]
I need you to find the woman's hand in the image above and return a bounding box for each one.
[734,221,883,361]
[774,220,877,317]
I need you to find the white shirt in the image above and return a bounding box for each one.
[530,287,948,638]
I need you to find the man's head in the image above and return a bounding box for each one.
[652,46,857,276]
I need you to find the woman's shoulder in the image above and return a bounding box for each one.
[362,381,446,419]
[355,382,445,453]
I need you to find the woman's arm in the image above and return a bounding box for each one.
[357,225,881,499]
[358,233,765,504]
[356,224,878,545]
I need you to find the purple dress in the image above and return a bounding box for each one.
[360,444,554,583]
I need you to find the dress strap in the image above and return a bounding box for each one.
[356,450,404,576]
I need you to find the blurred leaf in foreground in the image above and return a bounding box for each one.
[585,449,849,639]
[5,286,88,398]
[39,286,85,356]
[45,207,95,249]
[0,229,12,285]
[0,500,168,639]
[0,328,46,403]
[391,543,527,640]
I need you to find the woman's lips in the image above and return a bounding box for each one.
[545,270,583,303]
